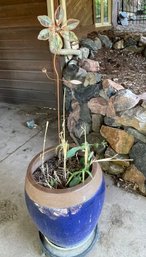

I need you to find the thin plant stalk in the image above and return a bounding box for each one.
[84,128,88,168]
[62,88,68,180]
[40,121,52,188]
[53,54,61,144]
[82,126,88,183]
[41,121,49,170]
[57,88,68,182]
[92,155,133,163]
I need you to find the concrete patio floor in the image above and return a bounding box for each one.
[0,102,146,257]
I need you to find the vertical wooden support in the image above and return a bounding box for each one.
[46,0,54,21]
[101,0,104,25]
[46,0,62,142]
[108,0,112,24]
[59,0,71,57]
[112,0,118,27]
[60,0,67,20]
[93,0,96,24]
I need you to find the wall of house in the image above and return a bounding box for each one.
[66,0,113,37]
[66,0,94,26]
[0,0,57,107]
[66,0,95,37]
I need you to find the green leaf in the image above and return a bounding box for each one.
[88,151,94,161]
[79,157,84,165]
[63,19,80,30]
[49,32,63,53]
[80,143,89,152]
[55,5,64,26]
[69,175,81,187]
[85,169,93,179]
[38,28,50,40]
[50,178,55,187]
[37,15,53,27]
[93,143,99,149]
[67,146,82,158]
[66,170,81,185]
[68,31,78,42]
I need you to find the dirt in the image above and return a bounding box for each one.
[88,30,146,95]
[95,47,146,95]
[113,175,146,197]
[16,105,58,131]
[33,155,83,189]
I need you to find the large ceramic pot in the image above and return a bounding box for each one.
[25,147,105,250]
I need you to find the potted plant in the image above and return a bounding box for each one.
[24,5,105,257]
[25,129,105,256]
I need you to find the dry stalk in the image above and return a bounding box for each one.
[61,88,68,180]
[82,126,88,168]
[53,54,61,144]
[41,121,49,169]
[93,154,133,163]
[54,170,62,185]
[40,121,52,189]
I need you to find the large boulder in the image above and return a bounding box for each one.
[100,125,134,154]
[80,38,100,52]
[88,97,108,115]
[123,165,146,195]
[130,142,146,177]
[115,107,146,135]
[98,34,112,48]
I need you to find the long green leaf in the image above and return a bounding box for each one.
[37,15,53,27]
[69,175,81,187]
[67,146,82,158]
[66,170,82,185]
[38,28,50,40]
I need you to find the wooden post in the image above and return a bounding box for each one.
[112,0,118,27]
[108,0,112,25]
[60,0,67,21]
[59,0,71,52]
[46,0,54,21]
[101,0,104,25]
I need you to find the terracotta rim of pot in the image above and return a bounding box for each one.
[25,146,103,208]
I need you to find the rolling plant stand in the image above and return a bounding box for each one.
[39,226,99,257]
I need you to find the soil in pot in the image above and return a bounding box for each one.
[33,154,92,189]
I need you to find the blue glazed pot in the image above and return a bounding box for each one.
[25,148,105,248]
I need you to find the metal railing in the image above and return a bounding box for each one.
[119,0,146,24]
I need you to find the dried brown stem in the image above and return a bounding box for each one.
[40,121,52,188]
[53,54,61,144]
